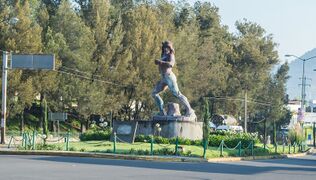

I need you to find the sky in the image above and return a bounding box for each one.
[188,0,316,62]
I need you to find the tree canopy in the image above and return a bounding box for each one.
[0,0,290,133]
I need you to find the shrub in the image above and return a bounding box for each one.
[79,129,111,141]
[288,124,305,144]
[35,144,61,151]
[134,132,259,149]
[154,136,170,144]
[209,132,259,148]
[153,148,174,155]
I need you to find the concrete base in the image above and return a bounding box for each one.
[136,119,203,140]
[152,115,196,121]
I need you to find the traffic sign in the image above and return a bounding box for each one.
[11,54,55,70]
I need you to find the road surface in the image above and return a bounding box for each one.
[0,154,315,180]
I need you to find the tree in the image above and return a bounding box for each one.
[229,19,279,122]
[50,0,96,132]
[1,0,43,131]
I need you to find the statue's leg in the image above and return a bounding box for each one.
[151,80,167,115]
[165,73,194,116]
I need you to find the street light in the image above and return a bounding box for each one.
[1,17,19,144]
[285,54,316,114]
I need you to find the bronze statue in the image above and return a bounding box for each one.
[152,41,195,117]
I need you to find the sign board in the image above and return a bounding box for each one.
[297,108,304,122]
[11,54,55,70]
[48,112,67,121]
[111,120,138,143]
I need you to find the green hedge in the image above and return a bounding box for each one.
[79,129,111,141]
[135,135,202,146]
[80,130,259,149]
[209,131,259,148]
[135,132,258,148]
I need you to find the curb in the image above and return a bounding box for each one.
[0,150,207,163]
[0,149,311,163]
[207,152,309,162]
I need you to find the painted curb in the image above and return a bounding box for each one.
[0,149,311,163]
[0,150,207,163]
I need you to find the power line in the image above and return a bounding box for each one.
[205,96,272,106]
[60,66,104,79]
[53,69,127,87]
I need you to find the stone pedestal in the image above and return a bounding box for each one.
[167,102,181,116]
[136,102,201,140]
[136,120,203,140]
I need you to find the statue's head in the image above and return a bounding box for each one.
[161,40,174,54]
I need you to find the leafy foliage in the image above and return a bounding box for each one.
[79,129,112,141]
[1,0,290,136]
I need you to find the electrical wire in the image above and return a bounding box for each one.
[53,69,126,87]
[60,66,104,79]
[205,96,272,106]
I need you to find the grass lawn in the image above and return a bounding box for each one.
[50,140,306,159]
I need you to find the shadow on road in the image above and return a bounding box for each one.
[28,155,316,175]
[252,155,316,167]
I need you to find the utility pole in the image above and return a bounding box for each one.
[1,51,8,144]
[313,122,315,148]
[244,90,247,133]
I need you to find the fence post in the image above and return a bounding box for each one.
[8,136,13,148]
[150,135,154,156]
[22,132,25,147]
[66,130,70,151]
[238,141,241,157]
[289,143,291,154]
[251,141,254,156]
[25,133,28,150]
[282,143,285,154]
[32,130,37,150]
[293,143,296,153]
[175,136,179,156]
[113,132,117,153]
[220,140,224,157]
[203,139,208,159]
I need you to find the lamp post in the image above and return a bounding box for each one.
[285,54,316,114]
[1,51,8,144]
[0,17,19,144]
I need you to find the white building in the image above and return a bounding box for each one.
[287,99,316,128]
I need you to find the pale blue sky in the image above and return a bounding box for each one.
[189,0,316,62]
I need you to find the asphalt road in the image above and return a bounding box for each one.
[0,154,315,180]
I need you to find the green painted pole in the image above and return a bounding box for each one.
[274,143,277,154]
[66,130,70,151]
[175,136,179,156]
[113,132,116,153]
[289,144,291,154]
[22,133,25,147]
[293,143,296,153]
[32,131,37,150]
[203,139,208,159]
[220,140,224,157]
[282,143,285,154]
[238,141,241,157]
[8,136,13,148]
[25,133,28,150]
[251,141,254,156]
[313,122,315,148]
[150,135,153,156]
